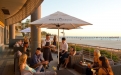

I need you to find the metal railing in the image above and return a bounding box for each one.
[69,43,121,62]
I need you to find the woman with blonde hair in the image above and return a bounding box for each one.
[19,54,36,73]
[94,49,101,63]
[93,49,101,72]
[98,56,113,75]
[19,54,56,75]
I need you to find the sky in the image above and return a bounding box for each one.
[23,0,121,36]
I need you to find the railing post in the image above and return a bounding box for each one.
[75,44,76,51]
[111,49,112,60]
[89,49,90,59]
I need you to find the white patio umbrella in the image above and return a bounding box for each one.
[20,27,31,32]
[30,11,92,69]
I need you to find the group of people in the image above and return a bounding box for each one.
[18,34,58,74]
[41,34,76,69]
[15,34,115,75]
[18,34,77,74]
[85,49,114,75]
[57,37,76,69]
[19,48,55,75]
[14,40,24,47]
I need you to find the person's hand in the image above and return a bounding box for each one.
[37,62,42,66]
[44,46,50,48]
[42,61,48,65]
[45,61,49,64]
[60,49,62,52]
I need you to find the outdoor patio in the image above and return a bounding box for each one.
[0,45,81,75]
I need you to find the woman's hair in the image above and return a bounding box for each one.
[62,37,66,40]
[24,36,28,42]
[99,56,110,68]
[19,54,27,65]
[70,46,75,51]
[94,49,101,57]
[53,35,57,41]
[23,47,27,52]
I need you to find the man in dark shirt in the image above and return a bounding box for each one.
[30,48,48,72]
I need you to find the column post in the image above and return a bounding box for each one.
[31,6,41,56]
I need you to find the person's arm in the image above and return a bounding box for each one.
[65,43,68,51]
[20,64,25,72]
[73,51,76,56]
[42,40,46,47]
[40,54,44,62]
[50,40,51,45]
[98,68,103,75]
[60,43,62,52]
[32,56,41,68]
[42,40,50,48]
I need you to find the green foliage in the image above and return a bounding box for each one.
[100,50,119,62]
[68,44,119,62]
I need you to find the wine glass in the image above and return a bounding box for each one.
[52,66,57,75]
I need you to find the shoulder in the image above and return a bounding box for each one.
[65,42,68,45]
[32,54,37,58]
[99,67,105,73]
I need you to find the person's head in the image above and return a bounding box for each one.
[70,46,75,51]
[87,63,91,68]
[94,49,101,57]
[53,35,57,40]
[46,34,50,40]
[35,48,41,55]
[62,37,66,43]
[19,54,27,65]
[99,56,109,68]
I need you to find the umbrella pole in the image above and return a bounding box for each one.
[63,29,64,37]
[57,27,60,70]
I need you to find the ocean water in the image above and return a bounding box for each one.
[49,36,121,49]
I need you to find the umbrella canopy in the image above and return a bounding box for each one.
[30,11,92,27]
[47,26,83,36]
[20,27,31,32]
[30,11,92,70]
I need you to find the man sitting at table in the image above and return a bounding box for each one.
[30,48,48,72]
[57,37,68,69]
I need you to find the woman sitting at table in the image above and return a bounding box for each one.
[98,56,113,75]
[93,49,101,71]
[19,54,56,75]
[63,46,76,68]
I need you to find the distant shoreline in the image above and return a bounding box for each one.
[47,37,121,50]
